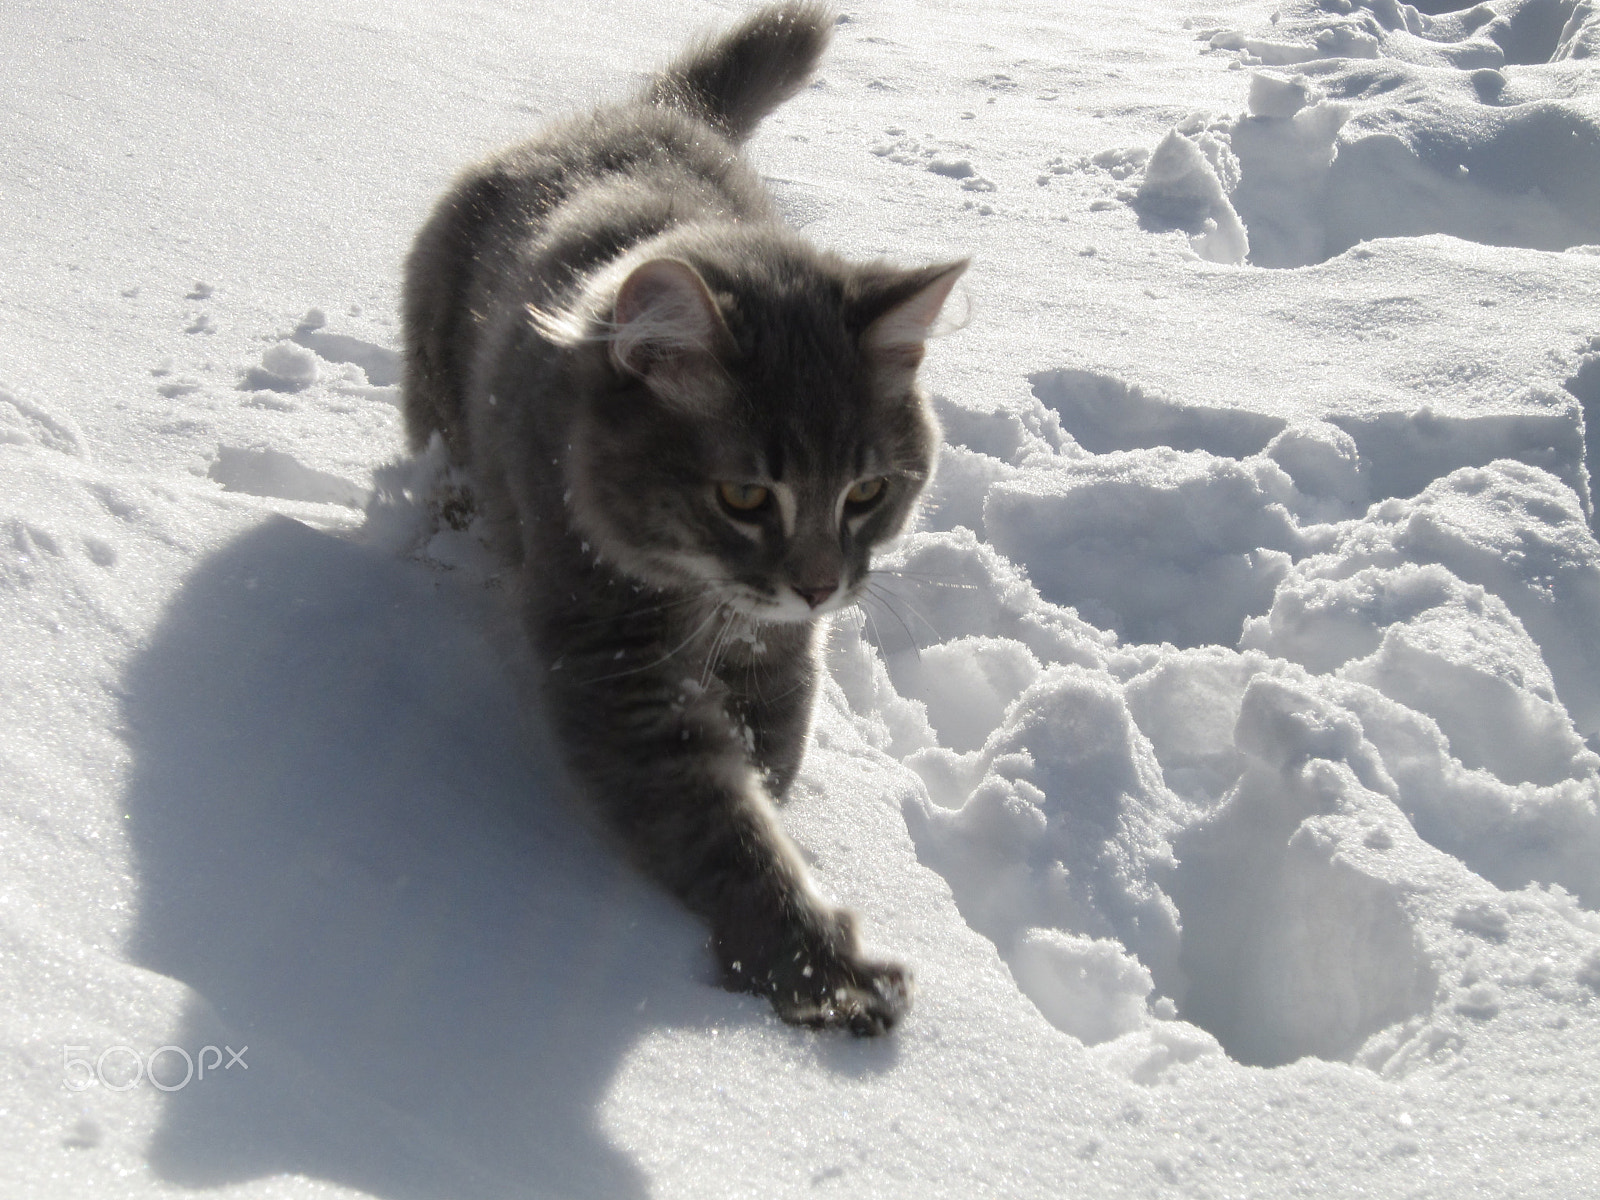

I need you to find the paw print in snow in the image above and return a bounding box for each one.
[872,129,996,191]
[1038,146,1149,186]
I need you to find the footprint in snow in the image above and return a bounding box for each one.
[871,131,997,192]
[236,309,401,402]
[208,444,368,508]
[291,309,402,388]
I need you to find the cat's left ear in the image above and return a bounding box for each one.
[607,258,736,401]
[857,260,968,373]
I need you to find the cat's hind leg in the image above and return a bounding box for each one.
[400,172,506,458]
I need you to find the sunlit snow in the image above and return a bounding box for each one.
[4,1,1600,1196]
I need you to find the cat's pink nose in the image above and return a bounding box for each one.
[795,582,837,609]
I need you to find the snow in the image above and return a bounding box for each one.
[4,0,1600,1196]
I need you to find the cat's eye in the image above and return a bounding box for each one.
[717,481,772,515]
[845,477,887,507]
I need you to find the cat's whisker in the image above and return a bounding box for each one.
[860,584,923,662]
[698,616,721,689]
[756,674,811,706]
[857,590,895,660]
[563,584,719,631]
[870,569,980,591]
[700,608,740,690]
[578,601,728,684]
[866,575,945,644]
[741,636,760,703]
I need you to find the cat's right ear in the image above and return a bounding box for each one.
[856,260,968,375]
[607,259,735,400]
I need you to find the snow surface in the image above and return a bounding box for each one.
[4,1,1600,1196]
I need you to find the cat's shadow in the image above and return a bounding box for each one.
[120,515,714,1200]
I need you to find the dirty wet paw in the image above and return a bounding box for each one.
[718,907,911,1036]
[772,956,911,1036]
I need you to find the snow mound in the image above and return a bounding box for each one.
[1141,0,1600,264]
[1132,125,1250,264]
[853,335,1600,1069]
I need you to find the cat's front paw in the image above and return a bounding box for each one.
[770,949,910,1037]
[719,907,911,1036]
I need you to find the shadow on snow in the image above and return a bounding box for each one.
[119,515,712,1200]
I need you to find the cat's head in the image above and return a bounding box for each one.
[543,233,965,624]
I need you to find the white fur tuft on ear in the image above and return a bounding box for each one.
[608,258,733,379]
[860,261,968,364]
[527,301,592,348]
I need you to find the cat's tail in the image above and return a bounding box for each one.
[642,2,834,143]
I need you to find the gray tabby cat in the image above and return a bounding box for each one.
[401,0,963,1034]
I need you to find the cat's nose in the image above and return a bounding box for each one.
[794,582,838,609]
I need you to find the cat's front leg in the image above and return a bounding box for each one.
[713,856,910,1036]
[546,669,909,1034]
